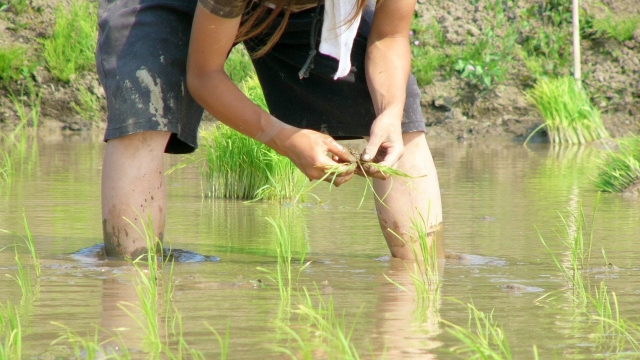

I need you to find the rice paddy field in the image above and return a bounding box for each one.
[1,136,640,359]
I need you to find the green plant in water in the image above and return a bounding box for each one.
[384,211,441,321]
[42,0,97,82]
[200,123,306,201]
[442,300,512,360]
[0,302,22,360]
[537,198,598,305]
[7,82,41,130]
[594,137,640,193]
[525,76,609,144]
[279,286,363,360]
[205,322,230,360]
[50,323,131,359]
[118,216,163,355]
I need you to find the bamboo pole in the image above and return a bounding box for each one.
[572,0,582,87]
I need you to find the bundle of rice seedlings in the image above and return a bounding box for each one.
[526,76,609,144]
[200,124,306,201]
[594,137,640,193]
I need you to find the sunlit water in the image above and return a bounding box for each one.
[1,134,639,359]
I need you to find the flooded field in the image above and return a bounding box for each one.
[1,135,640,359]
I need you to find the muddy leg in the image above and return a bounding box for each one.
[101,131,170,258]
[373,132,443,260]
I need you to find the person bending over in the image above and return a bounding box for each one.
[98,0,443,259]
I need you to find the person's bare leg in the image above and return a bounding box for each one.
[373,132,443,260]
[101,131,171,258]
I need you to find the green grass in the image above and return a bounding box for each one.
[50,323,131,359]
[442,301,512,360]
[42,0,97,82]
[71,83,101,121]
[594,137,640,193]
[537,199,596,305]
[224,45,254,85]
[592,13,640,42]
[0,302,22,360]
[200,123,306,201]
[0,46,28,87]
[384,212,440,321]
[525,76,609,144]
[7,83,41,130]
[280,287,363,360]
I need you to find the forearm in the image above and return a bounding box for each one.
[365,37,411,120]
[187,70,288,147]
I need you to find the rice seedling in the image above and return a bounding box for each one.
[384,212,441,321]
[42,0,97,82]
[7,82,41,131]
[0,302,22,360]
[281,286,363,360]
[199,123,306,201]
[441,300,512,360]
[118,216,163,355]
[205,322,230,360]
[6,246,34,304]
[257,217,311,314]
[50,323,131,359]
[537,199,597,305]
[594,137,640,193]
[525,76,609,144]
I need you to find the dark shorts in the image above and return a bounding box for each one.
[96,0,426,154]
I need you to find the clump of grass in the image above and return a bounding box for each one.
[525,76,609,144]
[71,83,102,121]
[592,13,640,42]
[200,123,306,201]
[594,137,640,193]
[42,0,97,82]
[0,302,22,360]
[442,301,512,359]
[0,46,27,87]
[7,83,41,130]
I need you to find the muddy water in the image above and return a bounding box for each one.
[1,136,640,359]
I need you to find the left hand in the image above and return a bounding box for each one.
[360,111,404,180]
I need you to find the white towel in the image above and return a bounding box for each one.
[318,0,362,80]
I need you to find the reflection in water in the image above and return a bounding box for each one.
[376,258,443,359]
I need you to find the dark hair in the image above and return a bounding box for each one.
[237,0,369,58]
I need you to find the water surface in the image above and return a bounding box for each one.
[1,135,639,358]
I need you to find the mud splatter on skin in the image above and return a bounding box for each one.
[136,67,169,131]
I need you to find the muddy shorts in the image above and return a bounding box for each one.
[96,0,425,154]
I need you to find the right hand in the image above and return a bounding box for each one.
[267,126,357,187]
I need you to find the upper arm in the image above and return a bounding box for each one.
[368,0,416,43]
[187,4,242,79]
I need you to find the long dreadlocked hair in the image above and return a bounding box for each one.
[236,0,370,57]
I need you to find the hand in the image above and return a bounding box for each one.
[267,126,357,187]
[360,111,404,180]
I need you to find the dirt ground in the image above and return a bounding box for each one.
[0,0,638,141]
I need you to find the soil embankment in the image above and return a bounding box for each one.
[0,0,639,140]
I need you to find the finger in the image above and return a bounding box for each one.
[376,146,403,169]
[330,171,354,187]
[362,136,384,162]
[326,140,356,163]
